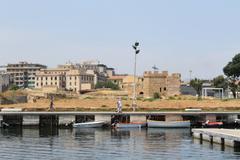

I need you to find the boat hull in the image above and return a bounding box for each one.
[115,123,146,128]
[147,121,191,128]
[73,121,105,128]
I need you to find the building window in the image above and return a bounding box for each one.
[36,83,38,86]
[160,88,162,92]
[75,76,77,80]
[70,77,72,80]
[164,87,167,91]
[55,77,57,80]
[55,82,57,85]
[51,77,53,80]
[45,77,47,80]
[70,82,72,86]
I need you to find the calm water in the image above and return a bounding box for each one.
[0,128,240,160]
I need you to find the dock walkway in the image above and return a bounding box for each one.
[192,129,240,148]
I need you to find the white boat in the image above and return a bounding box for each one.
[147,120,191,128]
[73,121,105,128]
[115,122,146,128]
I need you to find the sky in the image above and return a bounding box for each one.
[0,0,240,80]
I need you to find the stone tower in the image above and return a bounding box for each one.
[143,71,181,98]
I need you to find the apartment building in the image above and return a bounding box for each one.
[0,71,10,92]
[6,61,47,88]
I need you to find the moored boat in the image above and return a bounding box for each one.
[114,122,146,128]
[73,121,105,128]
[147,120,191,128]
[202,120,223,128]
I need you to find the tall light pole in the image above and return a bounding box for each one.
[189,70,192,84]
[132,42,140,112]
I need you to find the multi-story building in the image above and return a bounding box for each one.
[79,61,115,85]
[66,69,94,92]
[35,67,94,94]
[6,61,47,88]
[0,71,10,92]
[35,68,67,89]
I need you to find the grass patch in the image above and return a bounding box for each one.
[143,98,155,102]
[84,96,95,100]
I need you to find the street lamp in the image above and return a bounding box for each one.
[132,42,140,112]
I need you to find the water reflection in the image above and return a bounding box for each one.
[0,128,239,160]
[39,126,59,137]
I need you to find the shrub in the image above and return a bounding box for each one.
[153,92,160,99]
[95,81,119,90]
[9,84,19,91]
[143,98,155,102]
[125,103,130,107]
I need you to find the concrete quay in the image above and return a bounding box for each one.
[0,111,239,128]
[192,129,240,148]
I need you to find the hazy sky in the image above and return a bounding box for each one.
[0,0,239,80]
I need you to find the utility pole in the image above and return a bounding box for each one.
[132,42,140,112]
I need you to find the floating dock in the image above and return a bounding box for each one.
[192,129,240,148]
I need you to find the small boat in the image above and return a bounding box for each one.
[73,121,105,128]
[202,120,223,127]
[114,122,146,128]
[235,119,240,124]
[147,120,191,128]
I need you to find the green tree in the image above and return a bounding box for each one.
[190,78,203,98]
[9,84,19,91]
[95,81,119,90]
[213,75,228,90]
[223,53,240,98]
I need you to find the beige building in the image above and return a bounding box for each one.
[108,71,181,98]
[35,68,67,89]
[35,67,94,94]
[66,69,94,92]
[109,75,144,96]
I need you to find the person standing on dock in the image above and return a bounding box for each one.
[49,96,54,112]
[116,97,122,113]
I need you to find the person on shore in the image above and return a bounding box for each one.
[49,96,54,112]
[116,97,122,113]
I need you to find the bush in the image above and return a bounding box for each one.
[95,81,119,90]
[125,103,130,107]
[9,84,20,91]
[153,92,160,99]
[168,96,175,100]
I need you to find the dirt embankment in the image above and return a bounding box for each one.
[1,97,240,112]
